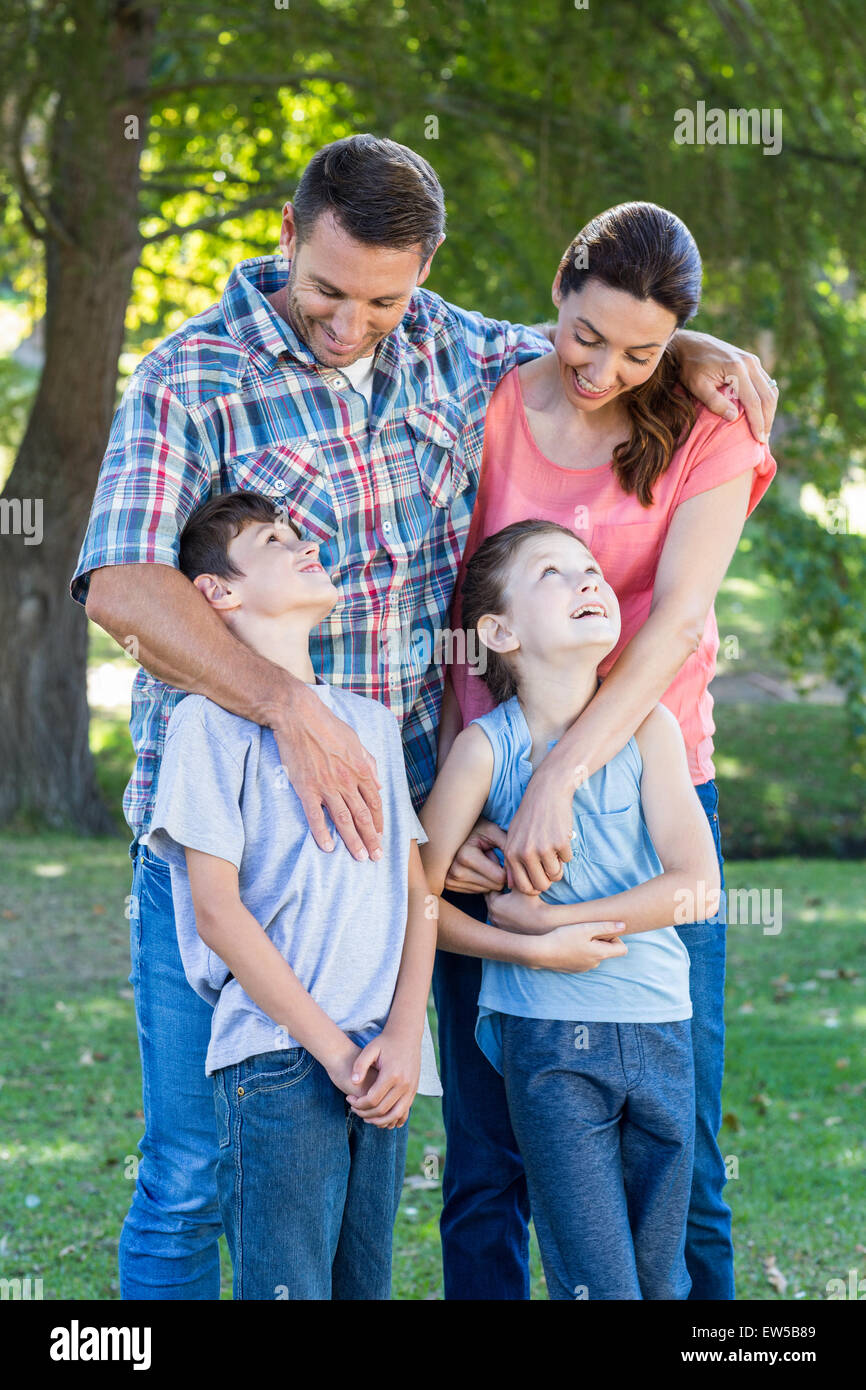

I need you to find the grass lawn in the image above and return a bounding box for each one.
[1,833,863,1301]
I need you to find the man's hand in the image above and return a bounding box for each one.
[673,329,779,444]
[535,921,628,973]
[345,1028,421,1129]
[485,888,561,935]
[444,816,509,895]
[273,683,384,861]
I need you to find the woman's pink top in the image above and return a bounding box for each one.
[450,365,777,785]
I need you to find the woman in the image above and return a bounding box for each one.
[432,201,777,1301]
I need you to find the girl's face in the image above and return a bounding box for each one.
[479,532,622,675]
[550,275,678,413]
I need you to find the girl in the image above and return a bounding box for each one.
[420,519,720,1299]
[435,202,776,1301]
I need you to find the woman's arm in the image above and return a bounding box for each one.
[420,725,627,970]
[487,705,720,941]
[502,467,755,894]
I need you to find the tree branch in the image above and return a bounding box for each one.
[9,79,74,248]
[140,193,280,244]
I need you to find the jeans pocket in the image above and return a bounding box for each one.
[213,1069,232,1149]
[237,1047,315,1097]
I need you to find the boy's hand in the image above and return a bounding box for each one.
[534,921,628,972]
[325,1040,375,1100]
[345,1029,421,1129]
[485,887,560,935]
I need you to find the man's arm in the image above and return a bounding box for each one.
[672,328,778,443]
[184,848,369,1096]
[86,563,383,860]
[455,301,777,442]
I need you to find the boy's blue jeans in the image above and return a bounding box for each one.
[213,1049,408,1299]
[501,1017,694,1300]
[433,779,734,1301]
[119,843,408,1300]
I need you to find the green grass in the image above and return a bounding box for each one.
[1,832,862,1300]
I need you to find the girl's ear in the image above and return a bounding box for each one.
[476,612,519,656]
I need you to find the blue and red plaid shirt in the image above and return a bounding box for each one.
[71,255,550,835]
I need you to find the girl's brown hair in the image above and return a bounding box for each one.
[558,201,701,506]
[461,518,588,705]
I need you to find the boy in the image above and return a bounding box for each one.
[146,490,441,1301]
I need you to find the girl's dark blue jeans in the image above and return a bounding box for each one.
[432,778,734,1301]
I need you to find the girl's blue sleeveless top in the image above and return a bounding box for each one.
[472,695,691,1074]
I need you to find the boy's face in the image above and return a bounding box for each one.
[221,513,338,621]
[483,531,622,668]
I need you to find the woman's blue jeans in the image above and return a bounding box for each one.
[433,779,734,1301]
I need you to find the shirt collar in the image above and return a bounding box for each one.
[220,253,438,375]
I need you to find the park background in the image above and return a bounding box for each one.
[0,0,864,1301]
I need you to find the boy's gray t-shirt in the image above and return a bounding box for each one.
[146,681,441,1094]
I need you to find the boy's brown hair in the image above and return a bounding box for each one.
[178,490,299,582]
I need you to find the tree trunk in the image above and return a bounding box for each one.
[0,2,156,831]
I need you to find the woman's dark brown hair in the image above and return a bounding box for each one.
[461,518,588,705]
[558,201,701,506]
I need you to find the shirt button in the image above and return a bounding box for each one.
[272,480,287,493]
[382,521,392,534]
[331,377,346,390]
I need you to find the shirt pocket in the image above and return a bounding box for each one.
[405,399,468,509]
[229,441,339,544]
[590,520,660,598]
[575,803,645,870]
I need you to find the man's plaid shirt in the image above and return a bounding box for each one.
[71,255,550,836]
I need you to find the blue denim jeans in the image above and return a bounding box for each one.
[433,778,733,1301]
[214,1049,409,1300]
[501,1017,694,1300]
[119,843,223,1300]
[675,779,735,1301]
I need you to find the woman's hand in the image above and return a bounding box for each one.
[485,887,561,935]
[503,757,574,895]
[444,816,509,895]
[672,329,779,444]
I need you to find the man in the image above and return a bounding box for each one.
[72,133,778,1300]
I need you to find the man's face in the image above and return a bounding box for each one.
[278,205,438,368]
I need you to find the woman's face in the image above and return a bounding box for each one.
[550,275,679,413]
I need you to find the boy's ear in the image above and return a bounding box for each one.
[192,572,241,611]
[476,612,519,656]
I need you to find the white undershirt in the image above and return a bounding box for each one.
[340,352,376,409]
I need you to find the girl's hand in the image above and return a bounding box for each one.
[485,888,560,935]
[444,816,509,895]
[534,921,628,972]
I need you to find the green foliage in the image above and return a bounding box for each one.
[0,0,864,745]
